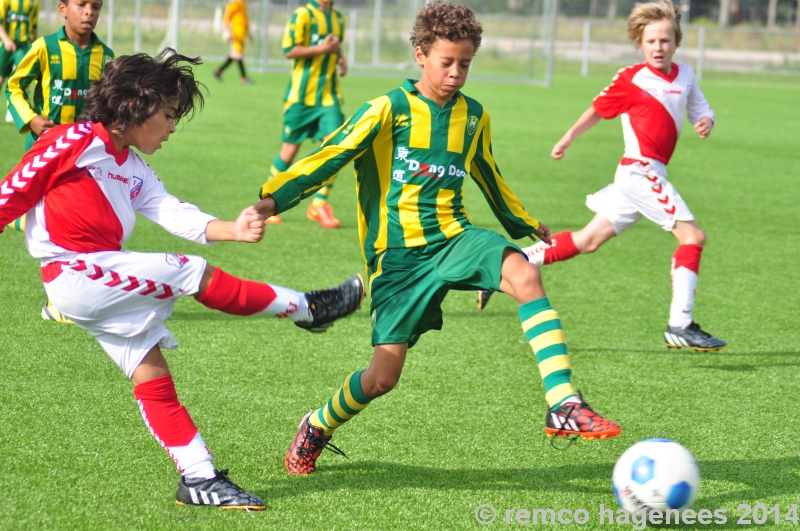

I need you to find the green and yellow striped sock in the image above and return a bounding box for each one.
[308,370,371,435]
[9,214,26,232]
[519,297,577,408]
[269,156,290,179]
[311,182,334,207]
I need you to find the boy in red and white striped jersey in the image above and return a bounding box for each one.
[478,0,724,352]
[0,50,363,509]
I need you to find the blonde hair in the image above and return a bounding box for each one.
[627,0,682,48]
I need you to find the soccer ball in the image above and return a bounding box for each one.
[612,439,700,513]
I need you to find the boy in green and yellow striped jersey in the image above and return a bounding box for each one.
[256,1,622,475]
[264,0,346,228]
[6,0,113,151]
[0,0,38,112]
[5,0,112,324]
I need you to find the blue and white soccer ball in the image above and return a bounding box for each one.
[612,439,700,513]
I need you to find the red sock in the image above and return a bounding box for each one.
[134,375,197,447]
[673,244,703,274]
[196,267,277,316]
[543,231,580,265]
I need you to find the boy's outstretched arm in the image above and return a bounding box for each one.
[551,107,602,159]
[205,205,265,243]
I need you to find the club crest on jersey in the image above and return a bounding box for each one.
[130,176,143,200]
[467,115,478,136]
[165,253,189,268]
[394,114,409,128]
[87,165,104,182]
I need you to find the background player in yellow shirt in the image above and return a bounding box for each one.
[263,0,346,227]
[0,0,39,121]
[212,0,252,83]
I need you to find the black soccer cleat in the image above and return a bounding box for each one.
[664,321,726,351]
[295,274,365,333]
[176,469,265,510]
[477,290,493,310]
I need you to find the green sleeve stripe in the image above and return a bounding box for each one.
[533,342,569,363]
[518,297,552,321]
[524,318,564,341]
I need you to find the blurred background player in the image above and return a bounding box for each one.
[0,0,39,123]
[0,50,363,509]
[476,0,725,352]
[212,0,252,83]
[5,0,113,323]
[263,0,346,227]
[258,1,621,476]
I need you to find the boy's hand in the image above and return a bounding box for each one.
[234,205,265,243]
[694,116,713,139]
[2,38,15,52]
[338,55,348,76]
[530,222,551,245]
[551,137,572,159]
[254,196,277,220]
[320,34,340,54]
[30,116,55,136]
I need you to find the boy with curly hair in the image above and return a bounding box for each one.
[476,0,724,352]
[0,50,363,508]
[256,1,621,475]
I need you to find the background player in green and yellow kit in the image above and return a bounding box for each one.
[6,0,112,151]
[5,0,112,323]
[0,0,38,122]
[264,0,346,228]
[256,1,622,475]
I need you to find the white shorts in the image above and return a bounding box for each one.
[43,251,207,378]
[585,159,694,234]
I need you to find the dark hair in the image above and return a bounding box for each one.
[80,49,205,133]
[410,1,482,55]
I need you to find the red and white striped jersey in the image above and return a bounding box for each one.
[0,122,216,263]
[592,63,714,165]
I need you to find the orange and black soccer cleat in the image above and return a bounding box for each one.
[545,396,621,442]
[306,203,340,228]
[285,412,347,475]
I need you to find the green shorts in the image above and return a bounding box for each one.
[368,227,522,348]
[281,103,344,143]
[0,42,31,78]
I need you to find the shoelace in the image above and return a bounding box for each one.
[297,431,348,461]
[550,403,580,451]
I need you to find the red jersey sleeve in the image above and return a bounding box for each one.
[0,125,94,233]
[592,66,641,120]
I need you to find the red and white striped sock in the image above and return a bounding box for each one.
[133,375,215,479]
[522,231,580,266]
[196,267,311,322]
[669,244,703,329]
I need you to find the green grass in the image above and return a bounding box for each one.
[1,68,799,530]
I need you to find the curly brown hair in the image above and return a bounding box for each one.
[80,49,205,134]
[628,0,682,48]
[409,1,482,55]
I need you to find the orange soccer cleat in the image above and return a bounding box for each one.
[306,203,340,229]
[285,412,347,475]
[545,395,621,442]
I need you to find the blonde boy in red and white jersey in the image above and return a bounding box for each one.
[478,0,725,351]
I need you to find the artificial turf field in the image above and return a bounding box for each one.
[1,66,799,530]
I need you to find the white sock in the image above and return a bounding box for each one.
[171,432,216,479]
[262,285,312,323]
[521,241,549,267]
[669,266,697,329]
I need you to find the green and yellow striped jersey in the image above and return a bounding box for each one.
[261,79,540,267]
[0,0,38,45]
[281,0,345,108]
[5,27,113,135]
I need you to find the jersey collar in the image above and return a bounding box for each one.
[646,62,680,82]
[92,122,130,166]
[402,79,462,110]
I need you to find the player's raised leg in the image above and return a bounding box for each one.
[129,346,265,509]
[285,343,405,474]
[499,248,620,440]
[195,264,364,332]
[664,220,726,351]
